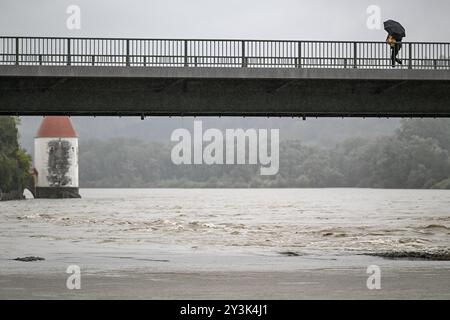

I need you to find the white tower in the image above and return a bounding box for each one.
[34,116,80,198]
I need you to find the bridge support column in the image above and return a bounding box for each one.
[35,187,80,199]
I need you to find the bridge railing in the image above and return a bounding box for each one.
[1,37,449,70]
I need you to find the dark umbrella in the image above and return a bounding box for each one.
[384,20,406,38]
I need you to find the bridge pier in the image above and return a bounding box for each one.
[35,187,80,199]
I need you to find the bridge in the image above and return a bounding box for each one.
[1,36,450,118]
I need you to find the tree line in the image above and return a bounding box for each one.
[0,117,31,194]
[79,119,450,189]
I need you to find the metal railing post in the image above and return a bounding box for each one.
[297,41,302,68]
[353,42,357,68]
[67,38,71,66]
[126,39,130,66]
[408,43,412,69]
[184,40,188,67]
[15,37,19,65]
[241,40,247,67]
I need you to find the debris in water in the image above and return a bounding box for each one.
[279,251,301,257]
[13,256,45,262]
[364,250,450,261]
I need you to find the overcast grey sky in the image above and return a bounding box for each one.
[1,0,449,41]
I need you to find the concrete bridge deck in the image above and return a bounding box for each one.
[1,37,449,117]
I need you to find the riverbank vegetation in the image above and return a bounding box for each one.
[0,117,31,195]
[79,119,450,189]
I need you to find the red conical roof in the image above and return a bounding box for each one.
[35,116,77,138]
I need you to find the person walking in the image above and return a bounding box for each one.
[387,33,403,67]
[384,20,406,68]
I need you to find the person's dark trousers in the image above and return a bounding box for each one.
[391,43,402,67]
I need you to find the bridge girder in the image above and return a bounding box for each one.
[1,66,450,118]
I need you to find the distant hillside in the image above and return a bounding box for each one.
[18,117,400,155]
[16,117,450,189]
[76,119,450,189]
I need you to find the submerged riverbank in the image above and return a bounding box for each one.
[1,251,449,299]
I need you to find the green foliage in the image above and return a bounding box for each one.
[0,117,31,193]
[432,178,450,189]
[78,119,450,189]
